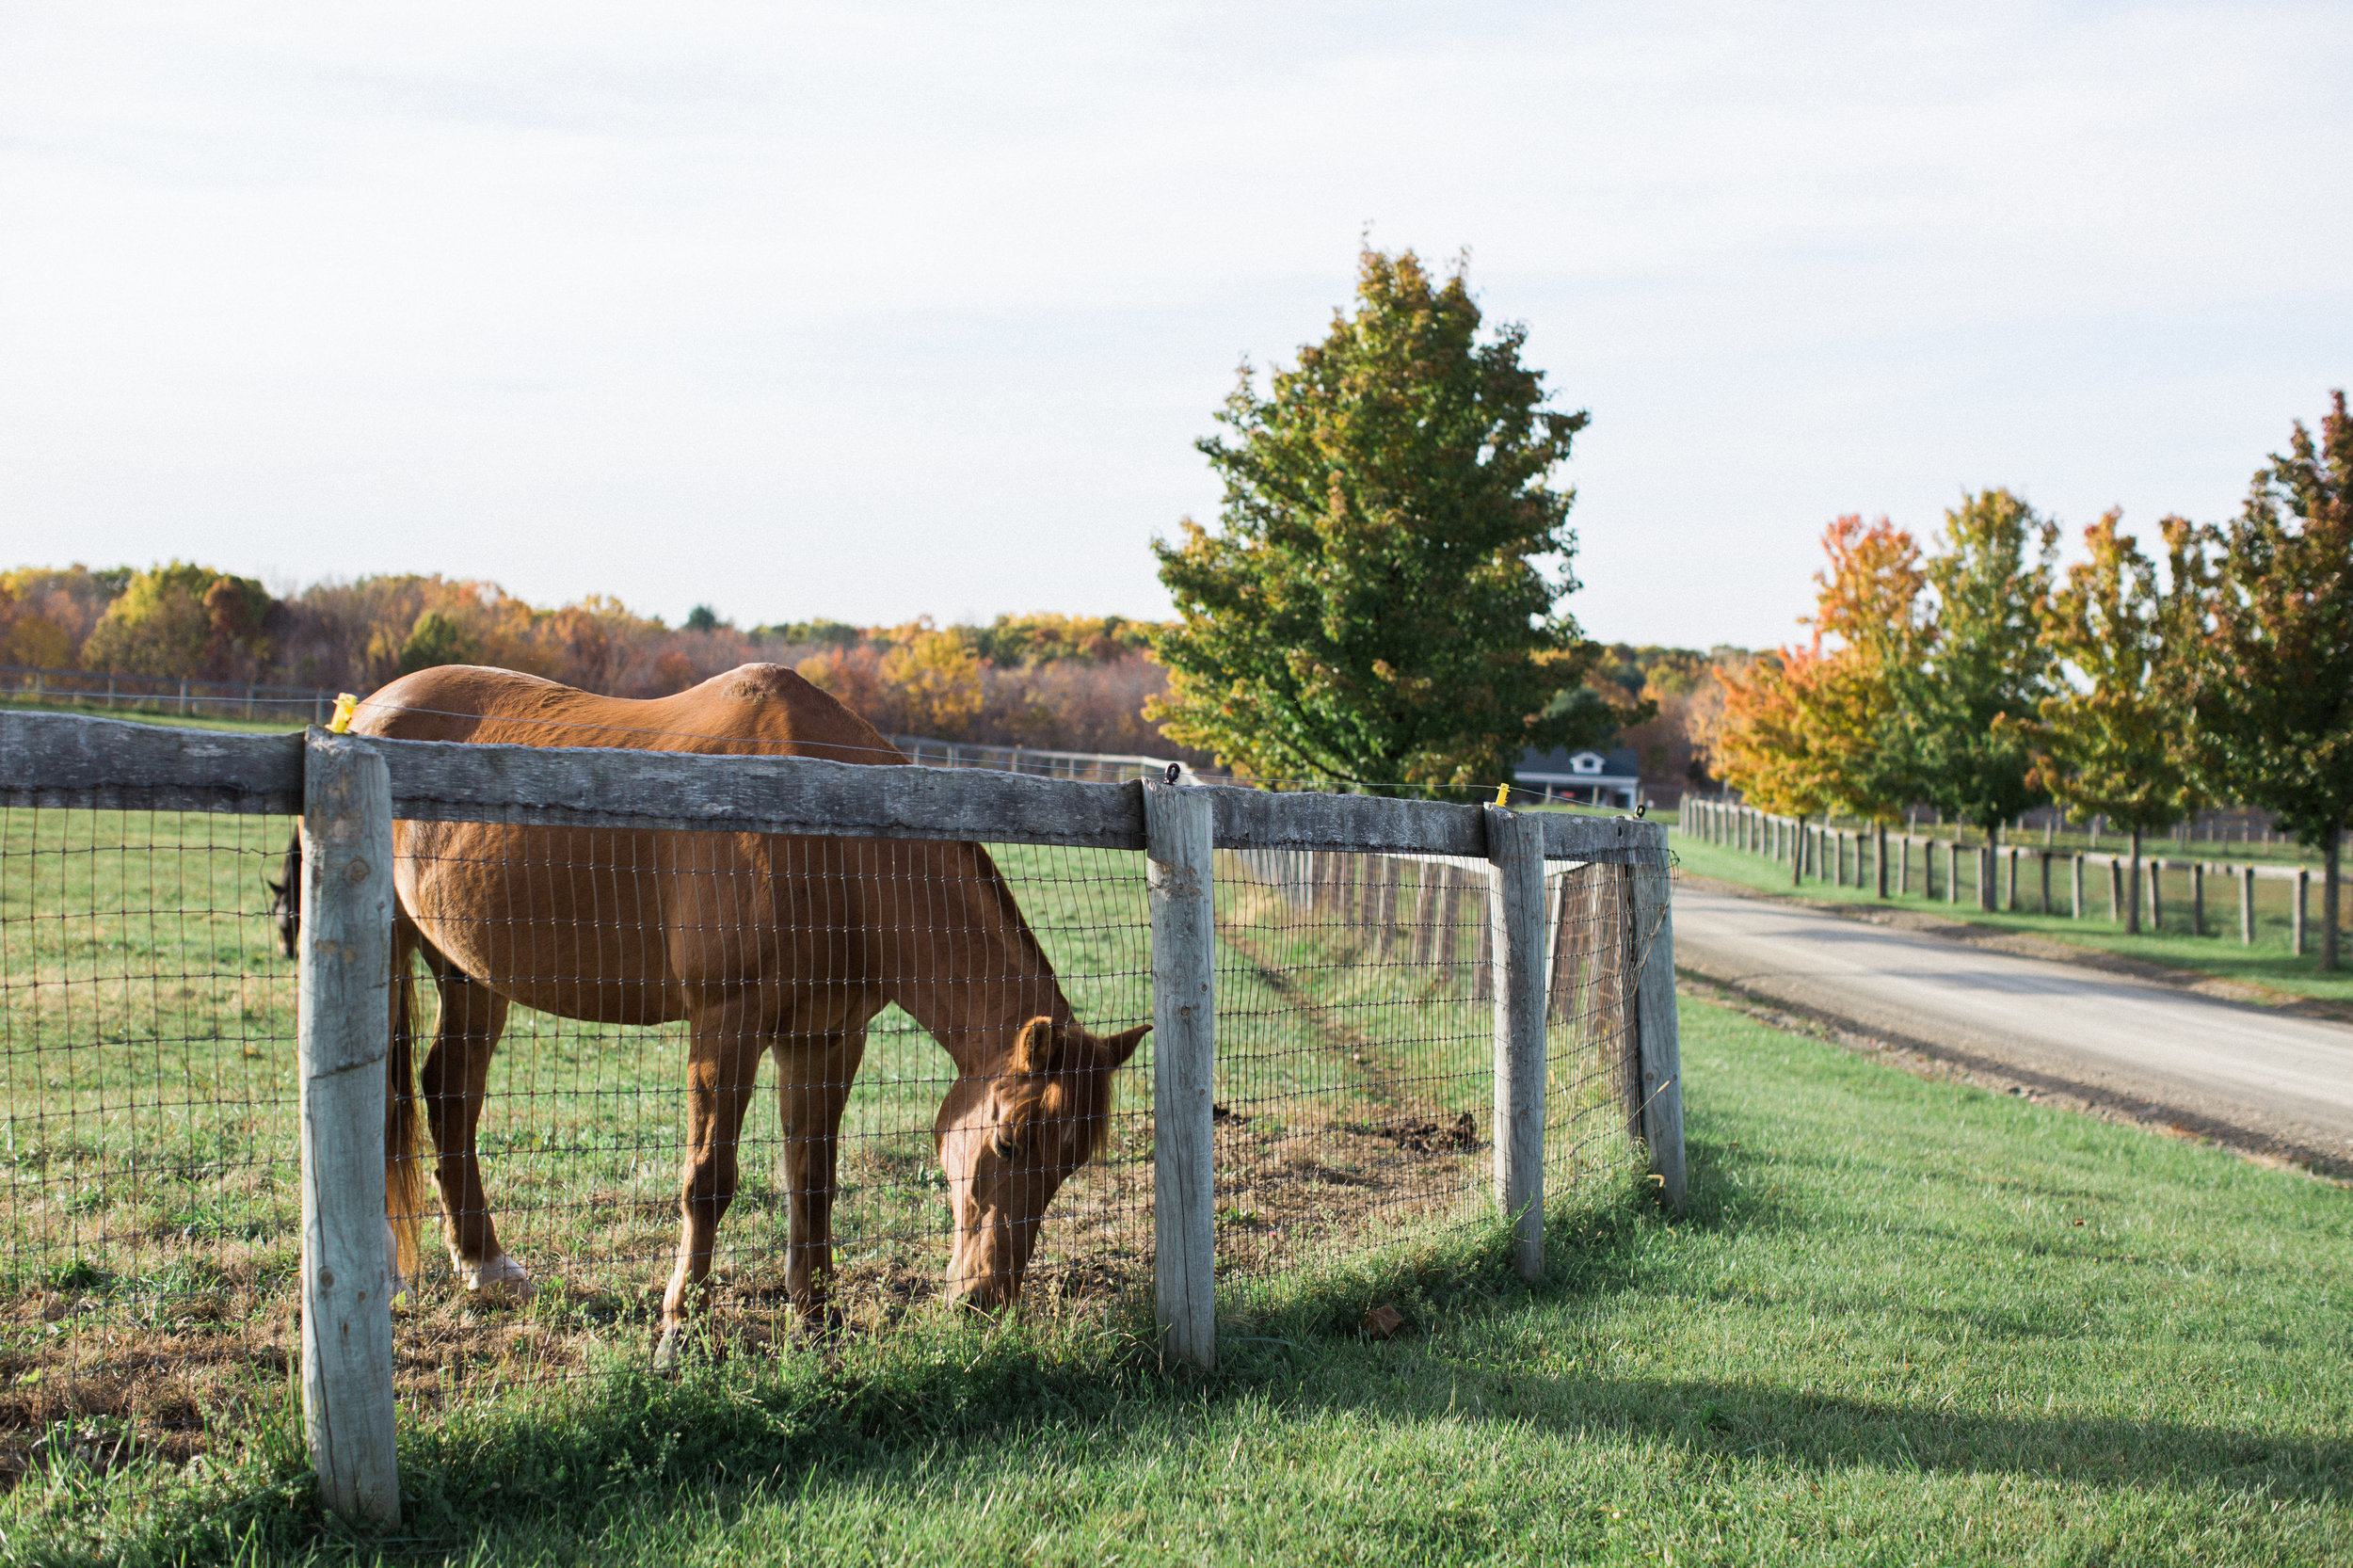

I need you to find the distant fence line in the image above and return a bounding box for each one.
[1681,797,2327,955]
[885,734,1201,783]
[1,663,340,723]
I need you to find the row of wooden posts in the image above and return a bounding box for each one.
[1681,798,2320,952]
[1280,844,1660,1172]
[1240,847,1655,1023]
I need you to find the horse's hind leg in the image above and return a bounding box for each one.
[772,1024,869,1326]
[418,954,528,1299]
[657,999,765,1363]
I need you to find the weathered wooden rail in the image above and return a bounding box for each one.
[3,710,1682,1521]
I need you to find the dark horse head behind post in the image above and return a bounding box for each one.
[265,833,300,959]
[276,662,1146,1364]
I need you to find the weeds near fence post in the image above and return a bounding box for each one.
[1144,780,1215,1369]
[296,729,401,1524]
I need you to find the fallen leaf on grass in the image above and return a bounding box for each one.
[1361,1304,1405,1339]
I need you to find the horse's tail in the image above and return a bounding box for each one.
[386,922,426,1287]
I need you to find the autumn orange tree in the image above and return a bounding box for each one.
[1713,516,1924,891]
[2013,512,2198,934]
[2174,391,2353,969]
[1712,648,1847,886]
[1806,515,1927,895]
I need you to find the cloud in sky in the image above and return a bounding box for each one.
[2,1,2345,648]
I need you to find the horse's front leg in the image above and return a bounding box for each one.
[657,1000,764,1366]
[772,1024,869,1328]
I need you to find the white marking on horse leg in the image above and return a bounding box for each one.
[460,1251,536,1303]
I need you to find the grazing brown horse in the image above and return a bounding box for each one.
[297,663,1144,1353]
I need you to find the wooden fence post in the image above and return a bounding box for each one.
[297,729,401,1525]
[2072,854,2085,919]
[1947,842,1961,905]
[1369,856,1400,960]
[1409,865,1442,968]
[2108,858,2124,923]
[2295,868,2310,956]
[1439,870,1468,993]
[1485,806,1548,1281]
[2191,862,2204,936]
[2240,866,2256,946]
[2040,851,2053,915]
[1628,861,1686,1215]
[2148,860,2165,931]
[1144,780,1216,1370]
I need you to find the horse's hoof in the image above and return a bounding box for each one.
[461,1253,536,1304]
[652,1325,684,1376]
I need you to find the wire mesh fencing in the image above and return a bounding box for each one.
[1208,849,1658,1285]
[3,709,1682,1506]
[1,806,301,1481]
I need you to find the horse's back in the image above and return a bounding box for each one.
[355,663,905,764]
[354,664,904,1024]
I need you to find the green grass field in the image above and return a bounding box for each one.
[4,990,2344,1565]
[6,792,2345,1563]
[1,807,1641,1519]
[1671,829,2353,1006]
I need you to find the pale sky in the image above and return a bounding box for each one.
[2,2,2346,650]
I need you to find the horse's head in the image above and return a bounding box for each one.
[936,1015,1148,1309]
[264,832,302,959]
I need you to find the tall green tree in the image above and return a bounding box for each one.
[1885,489,2058,909]
[1147,248,1620,792]
[2174,390,2353,969]
[2017,512,2197,934]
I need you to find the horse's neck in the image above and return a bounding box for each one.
[874,843,1070,1076]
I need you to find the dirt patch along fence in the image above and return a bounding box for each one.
[3,710,1680,1522]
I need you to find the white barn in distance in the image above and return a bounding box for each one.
[1516,746,1642,809]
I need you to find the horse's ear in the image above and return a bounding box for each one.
[1096,1024,1149,1067]
[1009,1016,1055,1076]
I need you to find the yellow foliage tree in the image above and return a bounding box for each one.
[878,623,984,735]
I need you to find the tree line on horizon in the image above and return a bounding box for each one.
[0,552,1748,793]
[0,567,1202,761]
[1708,390,2353,969]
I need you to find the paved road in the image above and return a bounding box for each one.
[1673,883,2353,1165]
